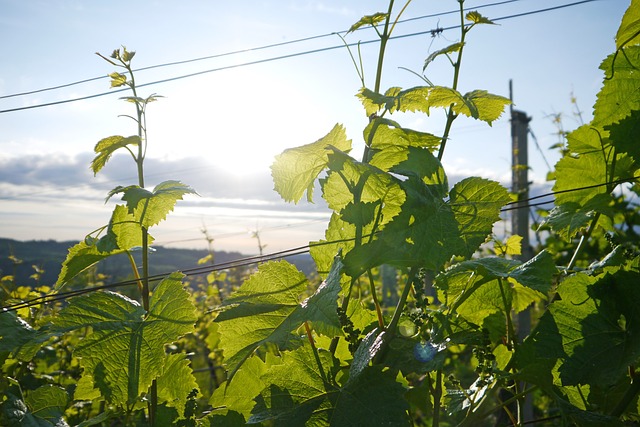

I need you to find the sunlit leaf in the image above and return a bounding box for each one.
[347,12,388,33]
[108,180,197,228]
[616,0,640,50]
[424,42,464,71]
[271,124,352,203]
[52,272,197,406]
[91,135,140,175]
[466,11,496,25]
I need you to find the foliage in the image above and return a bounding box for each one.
[2,1,640,426]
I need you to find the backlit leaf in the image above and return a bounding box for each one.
[52,272,197,406]
[24,385,68,425]
[271,124,352,203]
[108,180,197,228]
[449,177,511,257]
[424,42,464,71]
[347,12,388,33]
[616,0,640,50]
[216,256,343,381]
[91,135,140,175]
[156,353,199,416]
[249,345,410,426]
[466,11,495,25]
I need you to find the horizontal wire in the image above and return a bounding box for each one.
[0,0,523,100]
[0,0,599,115]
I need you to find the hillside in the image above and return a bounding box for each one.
[0,238,315,288]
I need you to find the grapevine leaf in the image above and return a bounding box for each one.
[24,385,68,425]
[271,124,352,203]
[466,11,496,25]
[51,272,197,406]
[616,0,640,50]
[449,177,511,257]
[209,354,270,419]
[347,12,388,33]
[217,256,343,380]
[323,148,405,227]
[594,46,640,127]
[356,87,402,116]
[91,135,140,175]
[0,311,48,360]
[550,269,640,387]
[156,353,199,416]
[56,241,112,289]
[366,120,441,171]
[109,180,197,228]
[424,42,464,71]
[108,72,127,88]
[553,125,610,206]
[299,254,344,336]
[393,86,510,124]
[215,261,308,380]
[310,213,358,275]
[390,146,448,198]
[607,109,640,161]
[199,411,246,427]
[249,345,410,426]
[56,208,152,289]
[541,195,613,240]
[508,250,556,293]
[494,235,522,256]
[349,329,386,383]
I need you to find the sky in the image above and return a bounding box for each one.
[0,0,631,256]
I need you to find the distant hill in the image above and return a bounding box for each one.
[0,238,316,288]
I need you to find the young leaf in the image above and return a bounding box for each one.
[347,12,388,34]
[109,180,197,228]
[0,311,46,361]
[108,72,128,88]
[271,124,352,203]
[356,87,402,116]
[52,272,197,406]
[367,121,441,171]
[91,135,140,175]
[466,11,496,25]
[424,42,464,71]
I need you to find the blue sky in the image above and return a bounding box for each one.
[0,0,630,254]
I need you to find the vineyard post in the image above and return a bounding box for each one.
[510,80,534,423]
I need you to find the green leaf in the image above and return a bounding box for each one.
[594,46,640,127]
[449,177,511,257]
[24,385,68,425]
[550,268,640,386]
[347,12,388,33]
[366,120,441,171]
[249,345,410,426]
[216,256,344,381]
[209,354,270,419]
[0,311,48,360]
[356,87,402,116]
[606,109,640,161]
[108,72,127,88]
[392,86,510,125]
[215,261,308,379]
[466,11,496,25]
[91,135,140,175]
[271,124,352,203]
[323,148,405,227]
[616,0,640,50]
[52,272,197,406]
[109,180,196,228]
[424,42,464,71]
[156,353,199,416]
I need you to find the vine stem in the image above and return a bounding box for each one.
[305,321,329,386]
[386,267,418,338]
[437,0,468,161]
